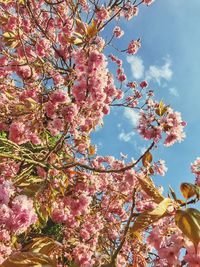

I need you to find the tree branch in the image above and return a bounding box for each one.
[64,141,155,173]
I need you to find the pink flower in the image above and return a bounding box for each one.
[48,117,64,136]
[16,65,32,79]
[158,246,180,265]
[96,7,109,21]
[51,208,68,223]
[72,244,94,267]
[36,167,47,178]
[0,56,7,65]
[0,229,10,242]
[89,50,104,68]
[9,122,26,144]
[127,39,141,54]
[51,90,69,104]
[127,82,137,88]
[184,243,200,267]
[164,133,178,146]
[79,0,89,12]
[113,26,124,38]
[102,105,110,115]
[124,5,139,20]
[45,101,56,118]
[10,195,37,232]
[19,89,36,102]
[118,74,126,82]
[0,180,14,205]
[0,204,11,223]
[117,68,127,82]
[109,54,122,67]
[62,104,78,123]
[36,39,51,57]
[28,133,41,145]
[191,157,200,184]
[7,16,18,31]
[0,244,12,264]
[143,0,155,6]
[140,80,148,88]
[153,160,168,176]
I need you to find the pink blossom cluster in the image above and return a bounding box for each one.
[138,103,186,146]
[191,157,200,186]
[113,26,124,38]
[123,4,139,20]
[96,7,110,21]
[127,39,141,54]
[147,217,200,266]
[0,162,37,264]
[46,159,149,265]
[153,160,168,176]
[143,0,155,6]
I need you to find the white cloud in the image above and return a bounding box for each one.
[145,57,173,85]
[123,109,139,127]
[169,87,179,97]
[126,56,145,79]
[118,131,135,142]
[127,55,173,86]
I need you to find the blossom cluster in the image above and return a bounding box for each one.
[138,102,186,146]
[0,161,37,264]
[147,217,200,266]
[191,157,200,186]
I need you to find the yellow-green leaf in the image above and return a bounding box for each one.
[22,237,62,255]
[75,18,87,34]
[155,100,168,116]
[142,152,153,167]
[64,36,83,46]
[132,198,172,233]
[2,31,15,39]
[175,208,200,251]
[1,252,56,267]
[169,185,178,201]
[137,176,164,204]
[180,183,200,200]
[88,145,96,156]
[2,31,20,48]
[86,20,98,38]
[0,0,12,3]
[35,203,49,227]
[14,165,34,185]
[15,175,44,187]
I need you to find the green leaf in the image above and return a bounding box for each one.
[175,208,200,251]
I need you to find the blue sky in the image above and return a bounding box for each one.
[92,0,200,199]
